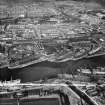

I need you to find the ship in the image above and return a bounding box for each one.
[77,67,105,75]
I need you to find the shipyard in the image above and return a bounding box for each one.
[0,0,105,105]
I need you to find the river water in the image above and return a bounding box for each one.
[0,55,105,82]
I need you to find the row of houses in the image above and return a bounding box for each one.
[0,3,58,19]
